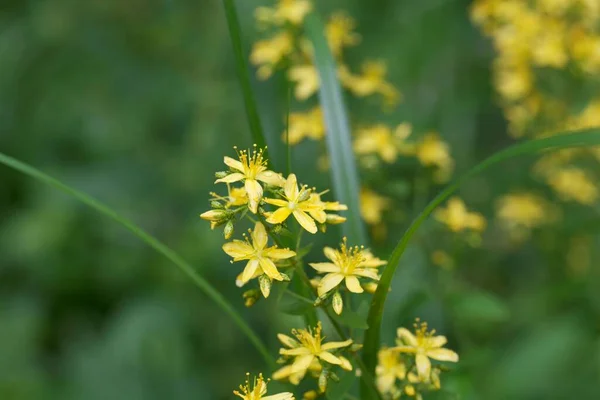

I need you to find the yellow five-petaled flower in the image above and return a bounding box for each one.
[222,222,295,291]
[264,174,325,234]
[392,320,459,380]
[310,238,385,298]
[234,373,294,400]
[215,147,285,214]
[273,322,353,385]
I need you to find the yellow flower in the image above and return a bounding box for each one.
[250,32,294,80]
[353,123,414,163]
[222,222,296,289]
[234,373,295,400]
[209,184,248,208]
[392,320,459,380]
[272,322,353,384]
[264,174,326,234]
[309,238,384,298]
[340,61,400,107]
[360,187,390,225]
[547,167,599,205]
[415,133,454,182]
[285,107,325,145]
[496,193,552,231]
[288,64,319,100]
[434,197,486,233]
[375,348,406,396]
[275,0,312,25]
[494,63,532,101]
[326,12,360,57]
[306,191,348,224]
[531,19,568,68]
[215,147,285,214]
[570,30,600,74]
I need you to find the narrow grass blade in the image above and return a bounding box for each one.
[361,128,600,392]
[0,152,275,368]
[222,0,268,151]
[304,13,367,245]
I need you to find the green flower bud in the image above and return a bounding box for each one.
[242,289,260,307]
[318,370,328,393]
[258,274,272,298]
[210,200,224,209]
[332,291,343,315]
[215,171,229,179]
[223,220,234,239]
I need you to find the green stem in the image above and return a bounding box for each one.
[0,152,275,369]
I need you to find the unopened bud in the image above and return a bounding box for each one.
[303,390,318,400]
[200,209,228,222]
[350,343,364,352]
[215,171,228,179]
[210,200,224,209]
[318,370,328,393]
[326,214,346,225]
[332,291,343,315]
[224,220,234,239]
[329,372,340,382]
[259,274,272,298]
[280,272,291,281]
[242,289,260,307]
[272,224,283,234]
[297,188,311,202]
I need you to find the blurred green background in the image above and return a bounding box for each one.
[1,1,600,399]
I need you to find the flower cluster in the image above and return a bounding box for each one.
[250,0,457,236]
[376,320,459,400]
[471,0,600,214]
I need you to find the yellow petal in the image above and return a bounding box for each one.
[262,393,295,400]
[266,207,293,224]
[426,348,458,362]
[223,156,244,172]
[397,328,418,346]
[281,347,312,356]
[337,355,353,371]
[353,268,379,280]
[293,210,317,233]
[241,258,260,284]
[259,258,283,281]
[428,335,448,348]
[251,221,268,250]
[277,333,300,348]
[215,172,245,184]
[318,351,343,365]
[267,247,296,259]
[291,354,315,374]
[257,170,286,187]
[309,262,340,273]
[222,241,254,258]
[245,179,263,213]
[323,246,337,262]
[263,198,289,207]
[345,275,364,293]
[284,174,299,200]
[307,208,327,224]
[272,365,295,381]
[415,353,431,380]
[321,338,353,351]
[317,273,344,296]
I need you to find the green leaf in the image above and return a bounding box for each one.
[361,128,600,398]
[0,152,275,369]
[222,0,268,151]
[304,13,367,245]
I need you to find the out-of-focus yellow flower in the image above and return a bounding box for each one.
[285,107,325,145]
[360,187,390,225]
[434,197,486,233]
[222,222,295,289]
[289,64,319,100]
[375,348,406,396]
[326,12,360,57]
[547,167,599,205]
[531,19,568,68]
[310,238,383,300]
[392,320,459,380]
[255,0,312,26]
[415,133,454,182]
[571,30,600,74]
[495,192,556,241]
[273,322,353,385]
[431,250,454,270]
[353,123,414,163]
[234,373,295,400]
[340,61,400,107]
[264,173,326,233]
[494,63,532,101]
[250,32,294,80]
[215,147,285,213]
